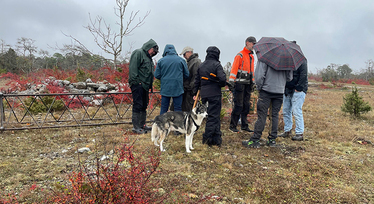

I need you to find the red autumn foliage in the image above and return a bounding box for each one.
[47,138,165,204]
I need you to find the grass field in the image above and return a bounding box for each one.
[1,81,374,203]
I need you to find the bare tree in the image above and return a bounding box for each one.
[16,37,37,57]
[0,39,11,54]
[16,37,38,73]
[67,0,149,69]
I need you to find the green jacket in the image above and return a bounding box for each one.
[129,39,158,91]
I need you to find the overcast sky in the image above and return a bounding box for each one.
[1,0,373,73]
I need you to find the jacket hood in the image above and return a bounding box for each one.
[162,44,178,57]
[205,46,220,61]
[142,39,158,52]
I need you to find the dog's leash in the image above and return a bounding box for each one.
[193,90,200,109]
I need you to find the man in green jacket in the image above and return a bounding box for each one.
[129,39,159,134]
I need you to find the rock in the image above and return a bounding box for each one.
[92,100,102,106]
[106,83,116,90]
[87,83,100,89]
[62,80,71,86]
[72,82,87,89]
[100,155,109,161]
[86,78,93,83]
[77,147,91,153]
[97,85,108,92]
[83,96,93,102]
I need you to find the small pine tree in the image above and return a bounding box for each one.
[341,86,372,117]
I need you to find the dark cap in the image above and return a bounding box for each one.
[246,36,257,44]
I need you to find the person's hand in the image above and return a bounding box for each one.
[227,81,235,92]
[193,95,196,101]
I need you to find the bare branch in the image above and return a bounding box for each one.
[61,31,93,55]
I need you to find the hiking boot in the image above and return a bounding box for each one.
[292,134,304,141]
[242,140,260,148]
[267,139,277,147]
[229,127,240,133]
[132,128,145,134]
[241,127,254,132]
[278,131,291,138]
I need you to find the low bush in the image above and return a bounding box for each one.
[341,86,372,117]
[24,96,65,114]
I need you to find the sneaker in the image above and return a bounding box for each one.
[242,140,260,148]
[229,127,240,133]
[241,127,254,132]
[292,134,304,141]
[267,139,277,147]
[278,131,291,138]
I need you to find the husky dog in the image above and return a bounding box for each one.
[151,102,208,153]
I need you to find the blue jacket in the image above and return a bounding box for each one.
[154,44,189,97]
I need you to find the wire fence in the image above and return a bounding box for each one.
[0,90,234,131]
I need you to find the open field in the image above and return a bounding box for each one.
[1,81,374,203]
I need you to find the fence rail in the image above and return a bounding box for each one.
[0,90,233,131]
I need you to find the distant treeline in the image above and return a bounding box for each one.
[0,38,128,74]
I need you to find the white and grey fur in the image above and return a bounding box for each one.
[151,102,208,153]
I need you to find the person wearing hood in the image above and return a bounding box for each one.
[154,44,189,115]
[193,46,226,147]
[129,39,159,134]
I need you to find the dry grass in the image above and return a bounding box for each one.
[1,81,374,203]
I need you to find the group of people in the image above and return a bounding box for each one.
[128,37,308,148]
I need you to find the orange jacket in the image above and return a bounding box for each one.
[229,47,255,83]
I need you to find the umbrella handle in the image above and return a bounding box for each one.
[193,90,200,109]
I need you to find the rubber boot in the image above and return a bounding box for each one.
[140,111,152,131]
[132,112,145,134]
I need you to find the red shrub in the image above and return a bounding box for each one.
[47,138,166,204]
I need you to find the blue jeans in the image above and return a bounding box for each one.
[160,94,183,115]
[282,91,306,134]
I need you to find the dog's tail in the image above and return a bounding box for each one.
[151,123,158,142]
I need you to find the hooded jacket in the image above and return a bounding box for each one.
[285,60,308,96]
[129,39,158,91]
[255,61,293,94]
[194,46,226,98]
[154,44,189,97]
[184,53,201,91]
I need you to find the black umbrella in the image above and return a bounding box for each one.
[254,37,306,71]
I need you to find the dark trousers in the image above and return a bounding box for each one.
[250,91,283,141]
[202,95,222,146]
[131,84,149,113]
[182,90,194,112]
[230,83,252,129]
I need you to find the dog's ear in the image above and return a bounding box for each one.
[205,101,209,108]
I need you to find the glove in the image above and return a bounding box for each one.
[227,81,235,92]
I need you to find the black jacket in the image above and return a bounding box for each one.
[285,60,308,96]
[193,46,226,98]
